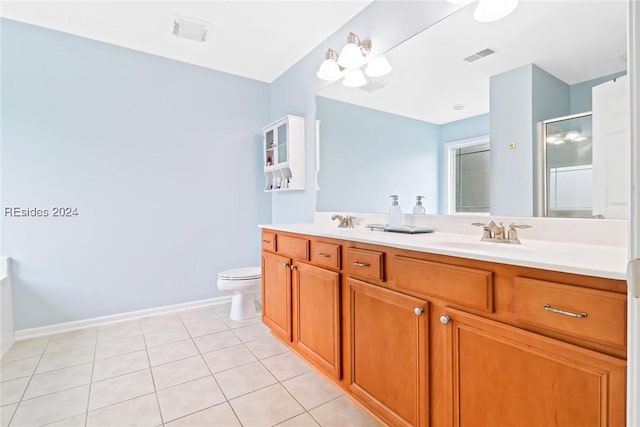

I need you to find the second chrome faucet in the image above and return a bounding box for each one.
[471,221,531,244]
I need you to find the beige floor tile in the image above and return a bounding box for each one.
[0,356,40,381]
[164,402,241,427]
[144,325,190,348]
[185,319,228,338]
[10,385,89,427]
[177,307,218,325]
[1,403,17,427]
[0,377,30,405]
[23,362,93,400]
[222,315,263,329]
[262,351,311,381]
[193,330,241,353]
[94,334,146,360]
[87,393,161,427]
[244,335,289,359]
[89,369,154,410]
[309,396,381,427]
[43,413,86,427]
[157,376,226,422]
[214,361,277,399]
[282,371,342,410]
[92,350,149,382]
[45,329,97,354]
[230,383,305,427]
[151,355,210,391]
[1,337,48,361]
[211,302,232,316]
[277,412,321,426]
[147,339,199,367]
[202,344,257,373]
[97,320,142,343]
[141,313,183,333]
[232,323,271,342]
[36,346,94,374]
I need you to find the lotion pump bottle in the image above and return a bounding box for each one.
[413,195,426,214]
[388,195,403,226]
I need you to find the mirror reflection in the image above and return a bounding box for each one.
[316,1,628,218]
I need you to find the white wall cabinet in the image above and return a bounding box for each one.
[263,115,305,192]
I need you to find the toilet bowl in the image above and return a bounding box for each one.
[217,266,261,321]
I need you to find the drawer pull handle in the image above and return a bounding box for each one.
[262,239,271,243]
[353,261,370,268]
[282,262,290,268]
[543,304,588,319]
[290,264,297,271]
[440,315,451,325]
[414,307,424,316]
[318,253,331,258]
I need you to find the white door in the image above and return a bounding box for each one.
[592,76,629,219]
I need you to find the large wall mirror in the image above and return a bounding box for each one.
[316,1,628,219]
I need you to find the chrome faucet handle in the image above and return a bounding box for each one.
[471,222,493,239]
[507,223,531,243]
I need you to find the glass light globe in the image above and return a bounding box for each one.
[343,69,367,88]
[365,56,392,77]
[317,59,343,81]
[338,43,365,69]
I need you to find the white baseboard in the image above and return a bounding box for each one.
[14,296,232,341]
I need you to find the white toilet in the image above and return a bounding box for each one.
[217,266,262,321]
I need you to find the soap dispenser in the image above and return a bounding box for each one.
[388,195,403,227]
[413,195,426,214]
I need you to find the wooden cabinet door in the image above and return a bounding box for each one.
[438,307,626,427]
[347,278,429,427]
[262,251,292,342]
[293,263,341,378]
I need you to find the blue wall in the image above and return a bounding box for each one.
[1,19,271,329]
[570,71,627,114]
[316,97,440,213]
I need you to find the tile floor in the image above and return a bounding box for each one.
[0,303,381,427]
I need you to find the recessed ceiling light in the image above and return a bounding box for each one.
[452,104,466,111]
[173,15,210,42]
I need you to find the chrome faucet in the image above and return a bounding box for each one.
[331,214,355,228]
[472,221,531,244]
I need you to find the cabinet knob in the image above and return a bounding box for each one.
[414,307,424,316]
[290,264,297,271]
[440,315,451,325]
[282,262,290,268]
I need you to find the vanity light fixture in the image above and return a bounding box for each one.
[446,0,518,23]
[317,32,391,87]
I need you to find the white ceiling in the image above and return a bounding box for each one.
[0,1,372,83]
[317,1,628,124]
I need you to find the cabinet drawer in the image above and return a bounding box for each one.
[262,231,276,252]
[311,241,341,269]
[513,277,626,349]
[346,248,384,281]
[394,256,493,312]
[277,235,309,260]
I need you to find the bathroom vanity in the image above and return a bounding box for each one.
[259,224,627,426]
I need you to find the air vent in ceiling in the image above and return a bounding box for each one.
[463,48,496,63]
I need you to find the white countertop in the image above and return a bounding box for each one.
[260,223,628,280]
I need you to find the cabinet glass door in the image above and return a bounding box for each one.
[277,123,288,164]
[265,129,275,167]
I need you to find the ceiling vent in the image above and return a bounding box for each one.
[173,15,210,42]
[463,48,496,63]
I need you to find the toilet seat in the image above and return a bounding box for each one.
[218,267,261,281]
